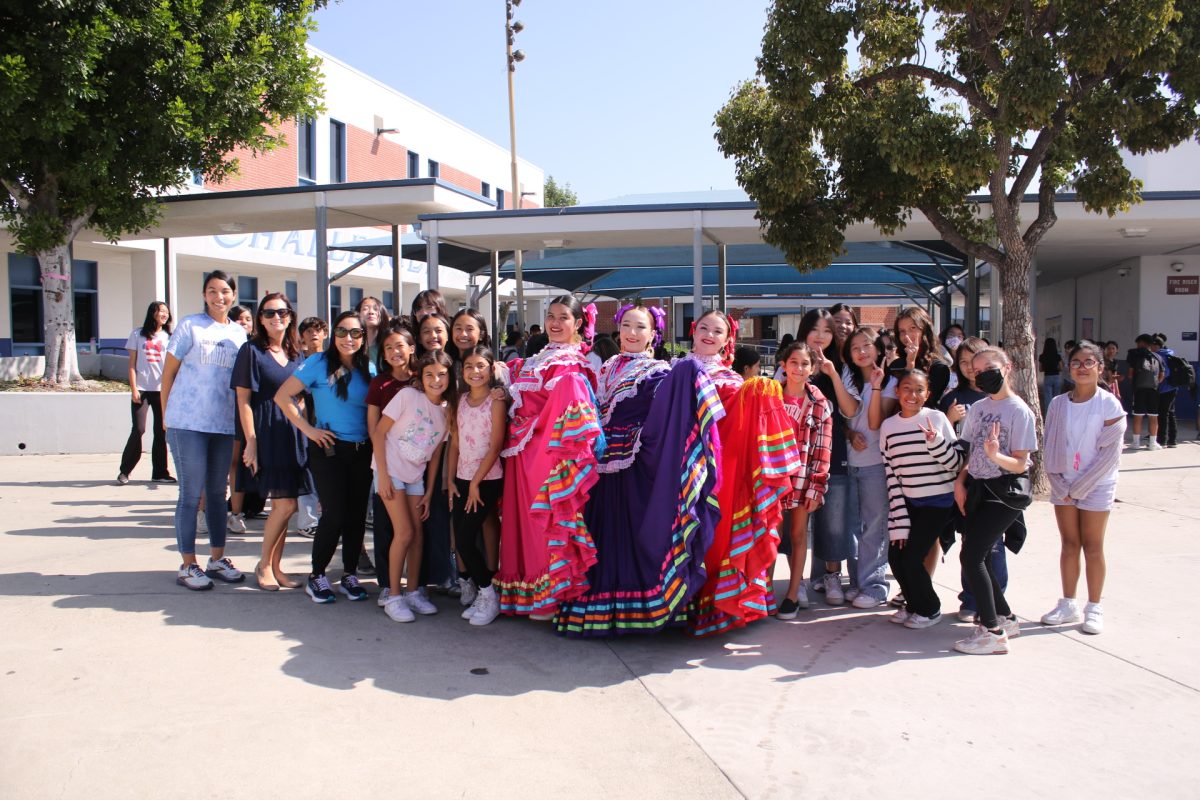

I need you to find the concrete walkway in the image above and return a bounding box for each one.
[2,436,1198,799]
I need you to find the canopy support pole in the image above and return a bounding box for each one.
[717,243,727,312]
[965,255,978,337]
[692,210,703,319]
[315,193,329,321]
[490,250,501,357]
[427,219,440,292]
[391,225,402,315]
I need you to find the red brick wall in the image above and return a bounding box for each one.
[348,124,407,182]
[439,162,482,195]
[214,121,298,191]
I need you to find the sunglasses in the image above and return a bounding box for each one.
[260,308,291,319]
[334,327,365,340]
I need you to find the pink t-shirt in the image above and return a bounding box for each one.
[379,387,447,483]
[456,395,503,481]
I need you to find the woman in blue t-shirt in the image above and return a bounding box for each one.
[160,270,248,591]
[275,310,377,604]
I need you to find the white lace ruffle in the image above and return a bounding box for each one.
[596,431,644,474]
[507,342,586,420]
[598,355,668,426]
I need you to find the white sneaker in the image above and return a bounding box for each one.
[227,512,247,534]
[384,595,414,623]
[851,593,884,609]
[794,581,810,610]
[957,605,978,623]
[470,586,500,626]
[461,596,482,620]
[196,510,208,535]
[205,557,245,583]
[903,612,943,629]
[1040,597,1081,625]
[844,587,861,603]
[1129,436,1141,450]
[889,608,911,625]
[998,614,1021,638]
[1147,439,1163,451]
[176,563,213,591]
[1081,603,1104,634]
[458,578,478,608]
[405,590,438,615]
[954,624,1009,655]
[376,587,391,608]
[823,572,845,605]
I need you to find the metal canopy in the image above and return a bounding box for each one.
[329,233,512,274]
[494,241,963,301]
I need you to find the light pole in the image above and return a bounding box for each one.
[506,0,526,334]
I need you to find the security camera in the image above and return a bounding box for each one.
[1117,267,1130,278]
[1171,262,1185,273]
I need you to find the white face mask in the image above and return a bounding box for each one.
[945,336,963,352]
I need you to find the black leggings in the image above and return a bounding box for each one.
[307,441,373,577]
[960,494,1023,629]
[888,503,955,618]
[120,391,168,478]
[1157,390,1177,446]
[451,477,502,588]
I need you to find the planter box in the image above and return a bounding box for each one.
[0,354,128,382]
[1,392,133,455]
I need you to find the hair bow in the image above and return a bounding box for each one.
[582,303,597,343]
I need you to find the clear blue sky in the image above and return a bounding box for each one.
[309,1,770,204]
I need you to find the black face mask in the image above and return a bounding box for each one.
[976,367,1005,394]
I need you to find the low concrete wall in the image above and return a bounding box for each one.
[1,392,133,455]
[0,354,129,381]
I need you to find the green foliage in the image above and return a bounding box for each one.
[0,1,327,253]
[543,174,579,207]
[715,0,1200,269]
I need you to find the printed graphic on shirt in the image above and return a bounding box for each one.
[144,339,164,364]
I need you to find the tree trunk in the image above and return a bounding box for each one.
[37,244,84,385]
[997,248,1047,492]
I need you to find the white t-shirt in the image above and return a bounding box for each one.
[1063,389,1125,481]
[379,387,447,484]
[126,328,169,391]
[961,395,1038,479]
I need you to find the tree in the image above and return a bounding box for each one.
[544,174,579,207]
[0,1,326,384]
[715,0,1200,484]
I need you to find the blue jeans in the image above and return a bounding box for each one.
[167,428,233,556]
[809,473,858,582]
[958,538,1008,612]
[849,463,889,601]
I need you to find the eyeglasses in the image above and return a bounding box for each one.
[334,327,365,340]
[260,308,290,319]
[1069,358,1100,369]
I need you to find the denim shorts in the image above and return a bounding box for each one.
[389,476,426,496]
[1051,481,1116,513]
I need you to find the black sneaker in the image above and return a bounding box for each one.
[340,574,368,601]
[357,550,376,577]
[777,598,800,620]
[306,574,336,604]
[151,475,177,483]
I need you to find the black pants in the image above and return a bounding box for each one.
[960,494,1023,629]
[888,503,954,618]
[1157,390,1177,446]
[307,440,373,577]
[451,477,502,588]
[120,391,168,478]
[372,491,394,589]
[419,458,455,587]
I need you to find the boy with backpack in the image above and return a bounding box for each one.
[1153,333,1195,448]
[1126,334,1163,450]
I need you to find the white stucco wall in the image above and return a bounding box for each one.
[1138,255,1200,361]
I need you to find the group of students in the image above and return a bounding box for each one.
[128,273,1122,649]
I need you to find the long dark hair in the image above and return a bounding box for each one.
[411,289,447,320]
[323,310,372,400]
[357,295,392,337]
[842,325,884,393]
[376,318,416,376]
[416,312,452,357]
[797,308,842,370]
[828,303,859,343]
[456,343,498,397]
[951,336,989,388]
[1041,338,1059,360]
[252,292,300,360]
[892,306,941,372]
[448,308,492,360]
[139,301,172,339]
[415,348,457,410]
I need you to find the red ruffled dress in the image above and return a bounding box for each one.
[495,342,606,616]
[688,356,802,637]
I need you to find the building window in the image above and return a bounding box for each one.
[481,181,491,198]
[407,151,420,178]
[497,188,506,210]
[238,275,258,316]
[329,285,342,319]
[382,290,395,314]
[298,117,316,184]
[329,120,347,183]
[190,170,205,187]
[7,255,98,355]
[349,287,364,310]
[284,280,298,304]
[427,159,440,178]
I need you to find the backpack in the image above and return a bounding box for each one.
[1166,353,1196,388]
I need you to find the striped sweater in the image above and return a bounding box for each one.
[879,408,963,541]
